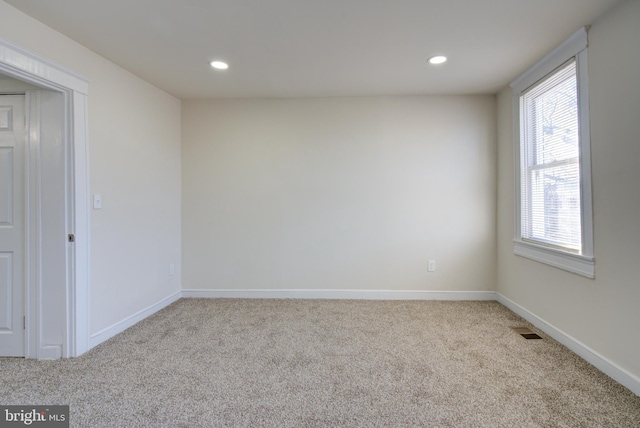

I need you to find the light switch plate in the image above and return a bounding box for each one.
[93,194,102,210]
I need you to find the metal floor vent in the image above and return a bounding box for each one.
[511,327,543,340]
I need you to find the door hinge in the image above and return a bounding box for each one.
[23,316,26,330]
[68,234,75,243]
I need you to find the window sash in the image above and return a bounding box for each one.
[519,60,582,252]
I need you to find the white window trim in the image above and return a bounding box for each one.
[510,27,594,278]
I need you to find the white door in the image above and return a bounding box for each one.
[0,94,25,357]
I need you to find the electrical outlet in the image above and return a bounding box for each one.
[428,260,436,272]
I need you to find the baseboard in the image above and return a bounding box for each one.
[89,291,181,349]
[181,288,497,301]
[84,287,639,398]
[497,293,640,397]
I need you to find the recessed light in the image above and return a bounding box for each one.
[210,61,229,70]
[428,56,447,65]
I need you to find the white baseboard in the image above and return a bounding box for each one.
[181,288,497,301]
[89,291,181,349]
[83,287,639,398]
[497,293,640,397]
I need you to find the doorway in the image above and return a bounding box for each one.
[0,38,90,358]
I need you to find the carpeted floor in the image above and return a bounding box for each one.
[1,299,639,427]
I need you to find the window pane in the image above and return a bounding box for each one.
[528,163,581,250]
[521,60,581,251]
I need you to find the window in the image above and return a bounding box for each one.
[521,60,580,251]
[511,28,594,278]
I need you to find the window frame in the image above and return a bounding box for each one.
[510,27,595,278]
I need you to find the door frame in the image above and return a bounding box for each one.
[0,37,90,358]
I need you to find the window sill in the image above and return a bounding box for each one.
[513,240,595,278]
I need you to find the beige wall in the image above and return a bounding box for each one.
[497,0,640,382]
[183,96,496,292]
[0,2,182,335]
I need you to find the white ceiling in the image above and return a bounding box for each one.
[5,0,621,99]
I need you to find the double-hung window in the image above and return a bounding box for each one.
[511,28,594,278]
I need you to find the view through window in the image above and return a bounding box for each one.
[520,60,581,252]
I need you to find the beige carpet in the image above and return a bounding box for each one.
[1,299,639,427]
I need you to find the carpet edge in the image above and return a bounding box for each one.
[89,291,182,349]
[497,293,640,397]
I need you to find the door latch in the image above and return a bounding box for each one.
[68,234,75,243]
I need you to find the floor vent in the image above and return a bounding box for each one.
[511,327,543,340]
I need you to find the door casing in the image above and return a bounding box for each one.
[0,37,90,358]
